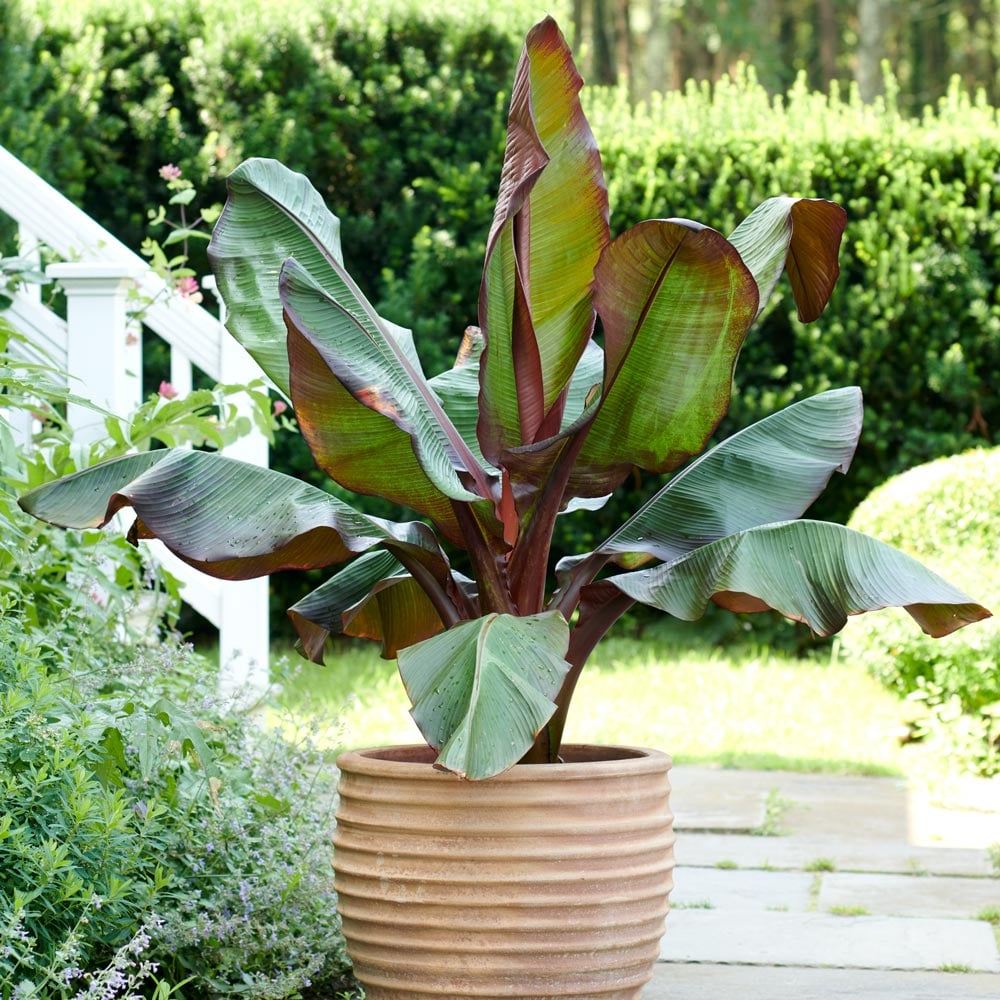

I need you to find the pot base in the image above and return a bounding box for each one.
[334,744,675,1000]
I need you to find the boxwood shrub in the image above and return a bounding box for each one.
[841,448,1000,775]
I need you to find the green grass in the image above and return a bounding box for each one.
[269,633,913,775]
[805,857,838,872]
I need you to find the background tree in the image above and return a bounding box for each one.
[568,0,1000,107]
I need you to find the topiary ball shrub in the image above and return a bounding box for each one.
[842,448,1000,775]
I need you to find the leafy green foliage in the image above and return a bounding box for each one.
[119,645,352,999]
[843,448,1000,775]
[1,327,351,997]
[0,609,166,992]
[0,605,353,999]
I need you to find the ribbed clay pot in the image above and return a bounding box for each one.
[333,744,674,1000]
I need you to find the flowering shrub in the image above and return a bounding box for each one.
[140,164,220,309]
[1,335,350,998]
[127,648,351,998]
[0,608,168,997]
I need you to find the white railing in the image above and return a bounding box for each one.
[0,144,270,699]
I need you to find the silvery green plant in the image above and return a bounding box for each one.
[20,17,990,779]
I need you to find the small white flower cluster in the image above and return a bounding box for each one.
[70,916,164,1000]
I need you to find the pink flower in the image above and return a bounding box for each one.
[175,276,203,303]
[158,381,179,399]
[159,163,182,181]
[273,400,288,416]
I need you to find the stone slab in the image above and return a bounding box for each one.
[659,910,1000,972]
[669,765,1000,848]
[644,963,1000,999]
[818,871,1000,919]
[675,830,995,877]
[668,765,768,832]
[671,866,813,912]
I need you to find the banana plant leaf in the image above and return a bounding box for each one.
[280,259,491,544]
[399,611,571,779]
[18,449,451,584]
[207,157,346,395]
[581,386,864,572]
[728,197,847,322]
[478,17,609,459]
[572,219,759,494]
[609,520,991,638]
[289,550,409,662]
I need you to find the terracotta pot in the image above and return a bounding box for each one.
[333,744,674,999]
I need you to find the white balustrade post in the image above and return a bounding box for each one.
[47,262,144,444]
[204,275,271,702]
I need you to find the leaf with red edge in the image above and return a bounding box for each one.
[572,219,759,495]
[287,549,447,662]
[280,257,491,507]
[609,520,992,639]
[728,197,847,322]
[18,449,449,582]
[584,387,864,571]
[478,15,609,459]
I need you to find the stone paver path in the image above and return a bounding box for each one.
[650,766,1000,997]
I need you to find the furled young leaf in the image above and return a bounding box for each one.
[478,15,609,458]
[728,197,847,322]
[399,611,571,779]
[610,520,992,638]
[207,158,344,395]
[18,449,448,581]
[585,387,864,570]
[573,219,759,493]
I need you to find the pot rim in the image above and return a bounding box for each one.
[336,743,672,782]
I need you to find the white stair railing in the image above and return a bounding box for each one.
[0,144,270,699]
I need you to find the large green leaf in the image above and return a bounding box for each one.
[18,449,447,581]
[585,387,863,570]
[728,197,847,322]
[573,219,759,493]
[399,611,571,779]
[280,260,488,542]
[478,16,609,458]
[207,158,345,395]
[610,520,992,638]
[289,551,446,662]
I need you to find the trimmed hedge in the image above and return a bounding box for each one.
[3,2,999,637]
[842,448,1000,775]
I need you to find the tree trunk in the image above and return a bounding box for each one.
[817,0,839,90]
[647,0,667,94]
[616,0,633,96]
[593,0,618,84]
[857,0,889,102]
[572,0,585,53]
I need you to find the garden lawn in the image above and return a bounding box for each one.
[271,633,913,777]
